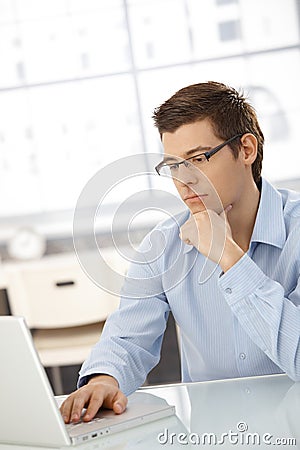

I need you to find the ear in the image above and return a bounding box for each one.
[239,133,258,167]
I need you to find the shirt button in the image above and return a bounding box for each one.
[239,353,246,360]
[225,288,232,294]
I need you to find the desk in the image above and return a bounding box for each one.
[0,374,299,449]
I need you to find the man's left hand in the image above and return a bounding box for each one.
[179,206,244,272]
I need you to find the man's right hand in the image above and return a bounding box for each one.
[59,374,128,423]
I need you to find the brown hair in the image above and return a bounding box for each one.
[153,81,264,184]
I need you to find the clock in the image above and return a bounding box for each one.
[7,227,46,261]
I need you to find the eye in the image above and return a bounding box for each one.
[192,154,206,163]
[169,162,180,171]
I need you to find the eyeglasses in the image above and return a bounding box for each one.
[155,133,244,177]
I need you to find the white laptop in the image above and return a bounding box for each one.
[0,316,175,447]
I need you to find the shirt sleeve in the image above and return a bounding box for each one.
[218,253,300,381]
[77,235,170,396]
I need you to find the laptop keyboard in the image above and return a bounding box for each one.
[66,416,107,430]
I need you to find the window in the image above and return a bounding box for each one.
[218,20,241,41]
[0,0,299,227]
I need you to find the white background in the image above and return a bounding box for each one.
[0,0,299,228]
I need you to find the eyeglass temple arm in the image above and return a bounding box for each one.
[206,133,244,160]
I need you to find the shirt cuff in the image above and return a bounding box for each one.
[218,253,267,306]
[77,368,122,389]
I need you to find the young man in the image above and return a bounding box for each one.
[61,81,300,424]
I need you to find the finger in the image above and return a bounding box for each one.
[71,394,88,423]
[179,228,190,243]
[112,391,128,414]
[101,389,128,414]
[60,396,74,424]
[179,231,192,245]
[179,217,196,238]
[219,204,232,219]
[224,204,233,214]
[83,391,105,422]
[179,218,190,235]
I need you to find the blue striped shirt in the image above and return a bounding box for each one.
[79,178,300,394]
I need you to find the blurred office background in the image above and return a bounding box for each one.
[0,0,299,393]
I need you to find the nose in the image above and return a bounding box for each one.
[175,163,199,186]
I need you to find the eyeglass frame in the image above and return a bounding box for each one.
[155,133,245,176]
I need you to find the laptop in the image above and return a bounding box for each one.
[0,316,175,447]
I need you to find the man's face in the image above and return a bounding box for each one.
[161,119,245,215]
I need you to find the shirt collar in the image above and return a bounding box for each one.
[250,178,286,249]
[183,178,286,254]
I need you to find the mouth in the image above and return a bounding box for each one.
[184,194,208,202]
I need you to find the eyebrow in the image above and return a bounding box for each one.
[161,145,212,164]
[185,145,211,156]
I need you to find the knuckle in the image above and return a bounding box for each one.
[89,395,103,405]
[72,397,84,410]
[60,396,73,411]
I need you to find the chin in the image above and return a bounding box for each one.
[188,204,207,215]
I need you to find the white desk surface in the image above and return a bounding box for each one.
[1,373,299,449]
